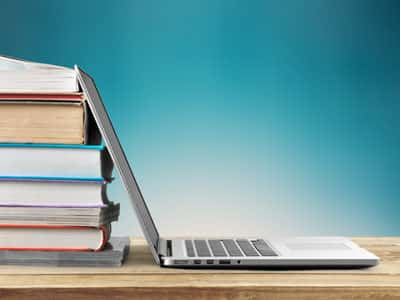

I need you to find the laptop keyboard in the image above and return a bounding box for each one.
[184,240,195,257]
[252,239,278,256]
[236,239,259,256]
[209,240,228,257]
[222,239,243,256]
[185,239,277,257]
[193,240,211,257]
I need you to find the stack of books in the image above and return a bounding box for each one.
[0,56,127,266]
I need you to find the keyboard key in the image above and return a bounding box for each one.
[185,240,195,257]
[252,239,277,256]
[194,240,211,257]
[222,239,243,256]
[208,240,227,257]
[236,239,259,256]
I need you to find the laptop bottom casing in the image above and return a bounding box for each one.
[159,237,379,268]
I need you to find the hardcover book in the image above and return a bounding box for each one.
[0,55,79,93]
[0,177,108,207]
[0,224,111,251]
[0,203,120,227]
[0,144,113,179]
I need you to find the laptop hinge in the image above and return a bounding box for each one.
[157,238,172,257]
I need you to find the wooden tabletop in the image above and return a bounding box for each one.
[0,237,398,300]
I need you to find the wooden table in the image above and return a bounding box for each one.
[0,237,398,299]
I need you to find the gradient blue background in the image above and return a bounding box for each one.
[1,0,399,236]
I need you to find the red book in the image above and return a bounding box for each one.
[0,93,84,101]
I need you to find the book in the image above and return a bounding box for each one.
[0,101,85,144]
[0,56,78,93]
[0,237,129,267]
[0,93,84,101]
[0,203,120,227]
[0,99,102,144]
[0,144,113,179]
[0,224,110,251]
[0,177,107,207]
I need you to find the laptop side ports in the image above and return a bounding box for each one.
[173,260,188,265]
[206,260,214,265]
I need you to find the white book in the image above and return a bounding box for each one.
[0,144,112,179]
[0,203,120,226]
[0,178,107,207]
[0,225,110,251]
[0,55,78,93]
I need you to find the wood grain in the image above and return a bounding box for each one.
[0,237,398,300]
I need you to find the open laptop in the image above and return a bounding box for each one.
[76,67,379,268]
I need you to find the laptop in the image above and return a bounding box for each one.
[76,67,379,268]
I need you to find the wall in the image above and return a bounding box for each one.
[1,0,399,236]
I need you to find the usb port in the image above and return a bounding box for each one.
[206,260,214,265]
[219,260,231,265]
[193,260,201,265]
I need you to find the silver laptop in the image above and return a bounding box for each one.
[76,67,379,268]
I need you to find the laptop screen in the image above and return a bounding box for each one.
[76,67,161,263]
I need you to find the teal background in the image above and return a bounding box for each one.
[1,0,399,236]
